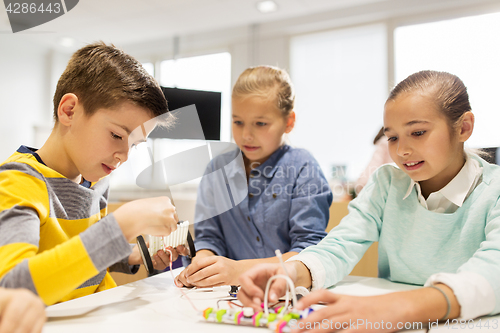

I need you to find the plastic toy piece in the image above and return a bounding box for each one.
[201,306,315,331]
[200,249,314,331]
[253,312,263,326]
[243,307,254,317]
[203,307,213,319]
[229,285,239,297]
[282,314,293,322]
[216,309,226,323]
[276,320,288,333]
[235,311,244,324]
[302,307,314,317]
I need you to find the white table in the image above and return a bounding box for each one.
[331,277,500,332]
[43,270,498,333]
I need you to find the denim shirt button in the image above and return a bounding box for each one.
[249,193,254,198]
[272,193,277,199]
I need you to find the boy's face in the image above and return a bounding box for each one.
[65,101,153,183]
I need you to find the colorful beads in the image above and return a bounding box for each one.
[282,314,293,322]
[203,307,213,320]
[252,311,263,326]
[234,311,244,324]
[216,309,226,323]
[300,307,314,318]
[275,320,288,333]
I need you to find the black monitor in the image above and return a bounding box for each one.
[148,87,222,140]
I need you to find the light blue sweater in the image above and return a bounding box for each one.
[297,156,500,315]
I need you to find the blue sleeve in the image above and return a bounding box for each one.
[193,163,228,257]
[194,217,227,257]
[287,154,332,253]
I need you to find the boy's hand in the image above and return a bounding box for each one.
[0,288,46,333]
[174,256,243,288]
[114,197,178,241]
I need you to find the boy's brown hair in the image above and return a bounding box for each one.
[53,42,168,121]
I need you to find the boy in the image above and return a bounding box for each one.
[0,42,178,306]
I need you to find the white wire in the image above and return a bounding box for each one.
[275,249,290,276]
[262,250,298,317]
[263,274,297,317]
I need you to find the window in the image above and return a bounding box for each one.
[290,24,388,185]
[395,11,500,148]
[142,62,154,77]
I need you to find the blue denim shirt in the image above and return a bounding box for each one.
[194,145,332,260]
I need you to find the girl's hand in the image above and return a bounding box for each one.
[174,268,193,288]
[175,245,191,257]
[238,263,297,312]
[151,246,176,270]
[0,288,46,333]
[174,249,216,287]
[291,290,412,333]
[174,256,243,288]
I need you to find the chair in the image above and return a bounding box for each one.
[327,201,378,277]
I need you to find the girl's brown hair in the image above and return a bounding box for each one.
[232,66,295,117]
[387,70,471,129]
[387,70,491,158]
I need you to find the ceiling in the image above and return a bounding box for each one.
[0,0,389,50]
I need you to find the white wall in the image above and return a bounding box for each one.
[0,37,52,161]
[395,12,500,149]
[289,24,388,181]
[121,25,290,93]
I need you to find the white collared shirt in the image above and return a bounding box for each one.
[403,156,494,319]
[403,155,483,213]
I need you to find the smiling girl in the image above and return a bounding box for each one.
[238,70,500,330]
[175,66,333,288]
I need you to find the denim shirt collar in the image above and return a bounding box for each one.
[250,145,290,178]
[221,147,246,181]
